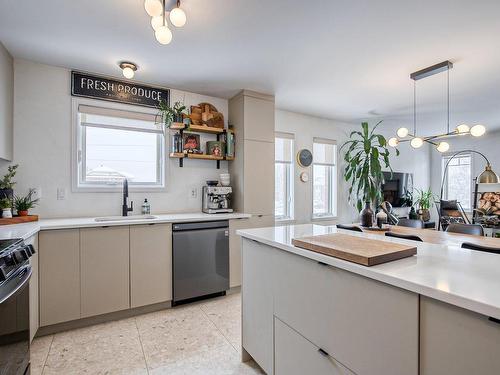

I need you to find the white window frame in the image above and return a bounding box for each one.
[275,132,295,221]
[312,137,337,220]
[442,152,473,212]
[72,98,167,192]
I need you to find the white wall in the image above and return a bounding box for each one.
[275,109,358,224]
[0,59,229,218]
[0,42,13,161]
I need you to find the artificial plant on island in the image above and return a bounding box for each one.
[341,121,399,226]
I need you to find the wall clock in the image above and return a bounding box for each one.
[296,149,313,167]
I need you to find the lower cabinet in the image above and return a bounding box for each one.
[27,234,38,342]
[39,229,81,326]
[80,226,130,318]
[420,296,500,375]
[130,223,172,308]
[274,317,354,375]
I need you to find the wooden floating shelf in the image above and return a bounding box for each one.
[169,122,185,130]
[0,215,39,226]
[169,152,185,158]
[169,153,230,161]
[187,125,225,134]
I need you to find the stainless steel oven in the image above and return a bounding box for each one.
[0,239,35,375]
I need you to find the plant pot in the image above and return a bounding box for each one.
[409,207,419,220]
[18,210,29,217]
[419,209,431,222]
[1,208,12,219]
[360,202,374,227]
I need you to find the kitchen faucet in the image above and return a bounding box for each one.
[122,179,133,216]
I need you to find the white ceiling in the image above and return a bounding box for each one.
[1,0,500,132]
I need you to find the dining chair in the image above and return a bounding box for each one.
[461,242,500,254]
[397,218,424,229]
[446,223,484,236]
[385,232,423,242]
[336,224,363,233]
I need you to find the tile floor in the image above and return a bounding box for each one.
[30,292,264,375]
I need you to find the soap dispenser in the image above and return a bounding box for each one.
[141,199,151,215]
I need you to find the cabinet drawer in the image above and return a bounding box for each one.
[275,317,355,375]
[273,249,418,375]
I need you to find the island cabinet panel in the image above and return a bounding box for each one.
[80,226,130,318]
[27,234,38,341]
[275,317,355,375]
[420,296,500,375]
[273,248,419,375]
[229,218,248,288]
[39,229,81,326]
[130,223,172,308]
[241,238,275,375]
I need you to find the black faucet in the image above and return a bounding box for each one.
[122,179,133,216]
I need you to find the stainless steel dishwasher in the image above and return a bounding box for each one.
[172,220,229,305]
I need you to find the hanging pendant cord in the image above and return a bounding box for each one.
[447,66,450,134]
[413,80,417,136]
[163,0,166,26]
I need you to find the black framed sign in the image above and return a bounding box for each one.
[71,71,170,108]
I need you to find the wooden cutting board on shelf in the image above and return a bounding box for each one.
[292,233,417,266]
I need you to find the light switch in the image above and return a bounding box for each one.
[57,188,66,200]
[189,187,197,199]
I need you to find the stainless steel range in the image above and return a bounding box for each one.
[0,238,35,375]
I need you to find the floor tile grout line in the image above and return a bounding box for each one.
[134,318,151,375]
[199,303,240,354]
[40,334,55,375]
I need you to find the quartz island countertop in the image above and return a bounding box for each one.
[237,224,500,320]
[0,212,251,240]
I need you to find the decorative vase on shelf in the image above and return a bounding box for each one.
[419,208,431,222]
[2,208,12,219]
[360,201,374,227]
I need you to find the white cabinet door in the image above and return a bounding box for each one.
[243,139,274,215]
[39,230,80,326]
[130,223,172,308]
[420,296,500,375]
[241,238,274,375]
[27,234,38,341]
[273,248,419,375]
[275,317,355,375]
[229,218,249,288]
[243,95,275,142]
[80,226,130,317]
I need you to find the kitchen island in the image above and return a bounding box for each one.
[237,224,500,375]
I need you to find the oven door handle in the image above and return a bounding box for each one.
[0,265,32,305]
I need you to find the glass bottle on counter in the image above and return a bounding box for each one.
[141,199,151,215]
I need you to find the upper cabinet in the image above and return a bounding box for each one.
[243,94,275,143]
[0,42,13,161]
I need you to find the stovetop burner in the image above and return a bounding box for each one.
[0,238,22,254]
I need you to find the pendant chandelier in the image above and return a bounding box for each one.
[144,0,187,45]
[388,61,486,153]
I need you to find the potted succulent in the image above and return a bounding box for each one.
[157,100,187,128]
[0,164,18,202]
[14,188,39,216]
[414,188,437,222]
[0,197,13,218]
[341,121,399,227]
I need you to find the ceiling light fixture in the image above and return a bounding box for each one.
[145,0,186,45]
[119,62,137,79]
[388,61,488,153]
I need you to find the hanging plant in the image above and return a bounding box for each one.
[341,121,399,212]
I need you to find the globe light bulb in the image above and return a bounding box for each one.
[456,124,470,134]
[436,141,450,153]
[151,15,164,31]
[410,137,423,148]
[396,127,409,138]
[388,137,399,147]
[144,0,163,17]
[169,7,187,27]
[122,67,134,79]
[470,124,486,137]
[155,25,173,45]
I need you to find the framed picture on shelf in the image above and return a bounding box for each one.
[206,141,225,157]
[182,133,201,153]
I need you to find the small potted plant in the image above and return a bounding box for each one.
[14,188,39,216]
[0,197,13,218]
[414,188,437,222]
[157,100,187,128]
[0,164,19,201]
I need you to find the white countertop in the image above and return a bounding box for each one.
[0,212,251,240]
[237,224,500,320]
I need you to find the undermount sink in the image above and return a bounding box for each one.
[94,215,157,222]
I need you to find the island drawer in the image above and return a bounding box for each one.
[273,248,419,375]
[275,317,355,375]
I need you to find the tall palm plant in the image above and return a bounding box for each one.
[341,121,399,212]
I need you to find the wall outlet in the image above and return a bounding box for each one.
[189,187,197,199]
[56,188,66,200]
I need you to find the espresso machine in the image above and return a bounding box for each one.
[202,186,233,214]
